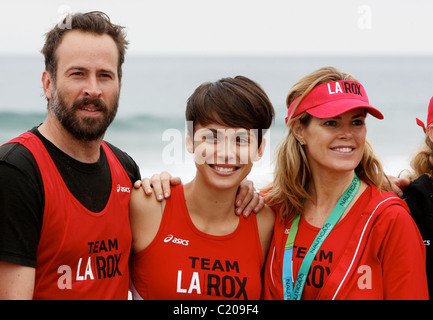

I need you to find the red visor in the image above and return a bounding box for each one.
[286,80,383,123]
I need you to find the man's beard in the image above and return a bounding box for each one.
[50,87,119,142]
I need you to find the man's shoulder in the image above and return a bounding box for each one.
[0,128,40,163]
[103,141,141,182]
[0,139,36,167]
[103,141,136,167]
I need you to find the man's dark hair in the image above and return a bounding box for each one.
[41,11,128,82]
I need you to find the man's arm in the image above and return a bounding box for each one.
[134,171,181,200]
[0,144,44,299]
[0,261,35,299]
[134,172,264,217]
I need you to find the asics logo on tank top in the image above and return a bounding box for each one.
[116,184,131,193]
[164,234,190,246]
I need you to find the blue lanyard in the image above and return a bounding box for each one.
[282,173,361,300]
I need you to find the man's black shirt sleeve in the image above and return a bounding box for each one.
[0,130,141,268]
[0,143,44,267]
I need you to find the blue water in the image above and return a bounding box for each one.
[1,54,432,186]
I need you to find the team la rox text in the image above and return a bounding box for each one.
[177,256,248,299]
[57,238,122,289]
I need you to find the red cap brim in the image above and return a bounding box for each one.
[286,80,384,122]
[306,99,384,119]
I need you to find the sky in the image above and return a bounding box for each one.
[1,0,433,56]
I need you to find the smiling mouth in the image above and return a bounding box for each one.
[79,105,101,112]
[209,164,240,174]
[331,147,354,153]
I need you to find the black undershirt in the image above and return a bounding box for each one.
[0,127,141,267]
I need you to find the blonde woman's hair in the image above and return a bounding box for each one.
[263,66,390,220]
[409,133,433,180]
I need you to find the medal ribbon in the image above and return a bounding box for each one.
[282,173,360,300]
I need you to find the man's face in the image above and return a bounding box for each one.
[47,30,120,141]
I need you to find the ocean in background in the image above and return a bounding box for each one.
[1,54,432,188]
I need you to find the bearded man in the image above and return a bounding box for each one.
[0,11,263,300]
[0,11,138,300]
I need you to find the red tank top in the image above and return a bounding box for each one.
[8,132,132,300]
[129,184,264,300]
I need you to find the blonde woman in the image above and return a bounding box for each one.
[402,96,433,297]
[262,67,428,300]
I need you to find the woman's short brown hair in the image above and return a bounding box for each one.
[185,76,275,147]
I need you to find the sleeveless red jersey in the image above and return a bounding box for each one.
[129,185,264,300]
[262,184,428,300]
[8,132,132,300]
